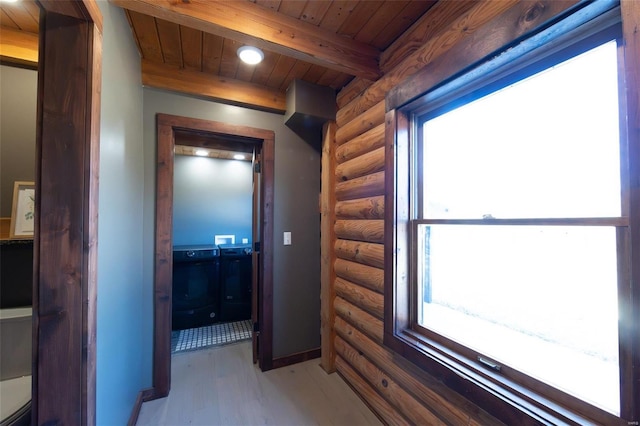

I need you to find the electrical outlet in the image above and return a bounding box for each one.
[242,238,248,244]
[284,232,292,246]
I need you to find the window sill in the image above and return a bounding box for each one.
[385,329,627,426]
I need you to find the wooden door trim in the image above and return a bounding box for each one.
[34,1,102,424]
[154,113,275,397]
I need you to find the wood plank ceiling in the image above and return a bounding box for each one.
[112,0,437,112]
[0,0,437,112]
[0,0,435,158]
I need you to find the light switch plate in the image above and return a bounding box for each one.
[284,232,292,245]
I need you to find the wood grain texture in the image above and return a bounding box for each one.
[156,19,182,66]
[180,26,202,71]
[320,121,337,373]
[335,171,385,201]
[335,355,410,426]
[154,115,175,399]
[127,10,163,62]
[334,258,384,293]
[0,26,38,65]
[336,100,385,144]
[142,59,286,113]
[334,296,383,344]
[335,277,383,319]
[202,32,223,74]
[336,77,374,108]
[338,0,518,126]
[335,195,384,220]
[380,0,476,73]
[1,1,38,32]
[387,0,580,110]
[110,0,381,79]
[334,316,504,426]
[371,1,436,49]
[336,123,384,164]
[335,146,384,182]
[334,239,384,269]
[34,6,101,424]
[335,219,384,244]
[335,337,446,426]
[354,0,408,48]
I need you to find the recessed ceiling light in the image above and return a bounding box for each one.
[237,46,264,65]
[233,154,246,160]
[195,149,208,157]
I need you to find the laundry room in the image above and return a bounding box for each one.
[171,141,255,349]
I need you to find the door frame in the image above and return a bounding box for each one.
[154,113,275,397]
[33,1,102,424]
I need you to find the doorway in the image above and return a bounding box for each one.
[154,113,275,397]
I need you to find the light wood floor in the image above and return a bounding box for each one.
[136,341,382,425]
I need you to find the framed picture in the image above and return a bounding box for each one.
[10,181,35,239]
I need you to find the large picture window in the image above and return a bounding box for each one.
[386,2,638,424]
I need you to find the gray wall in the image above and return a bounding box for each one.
[0,65,37,217]
[143,88,321,358]
[96,2,147,424]
[173,155,252,246]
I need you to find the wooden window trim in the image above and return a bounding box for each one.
[384,1,640,425]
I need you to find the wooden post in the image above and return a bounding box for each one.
[34,1,102,424]
[320,120,337,373]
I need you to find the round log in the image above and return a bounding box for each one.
[335,337,446,426]
[336,124,384,164]
[335,219,384,243]
[335,171,385,201]
[334,258,384,293]
[336,100,385,145]
[335,147,384,182]
[337,77,374,109]
[334,239,384,269]
[335,316,497,426]
[335,356,411,426]
[334,296,383,344]
[335,196,384,220]
[335,277,384,319]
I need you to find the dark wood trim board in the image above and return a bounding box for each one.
[33,2,102,424]
[272,348,321,370]
[154,113,276,397]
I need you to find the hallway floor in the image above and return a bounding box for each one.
[136,341,381,425]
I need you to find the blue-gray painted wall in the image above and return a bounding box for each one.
[173,156,252,246]
[143,88,321,359]
[0,65,37,217]
[5,3,321,421]
[96,3,146,425]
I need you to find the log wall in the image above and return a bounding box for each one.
[326,1,580,423]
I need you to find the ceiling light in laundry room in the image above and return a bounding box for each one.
[233,154,246,160]
[195,149,208,157]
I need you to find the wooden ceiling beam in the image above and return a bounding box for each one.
[142,59,287,113]
[0,27,38,66]
[110,0,381,80]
